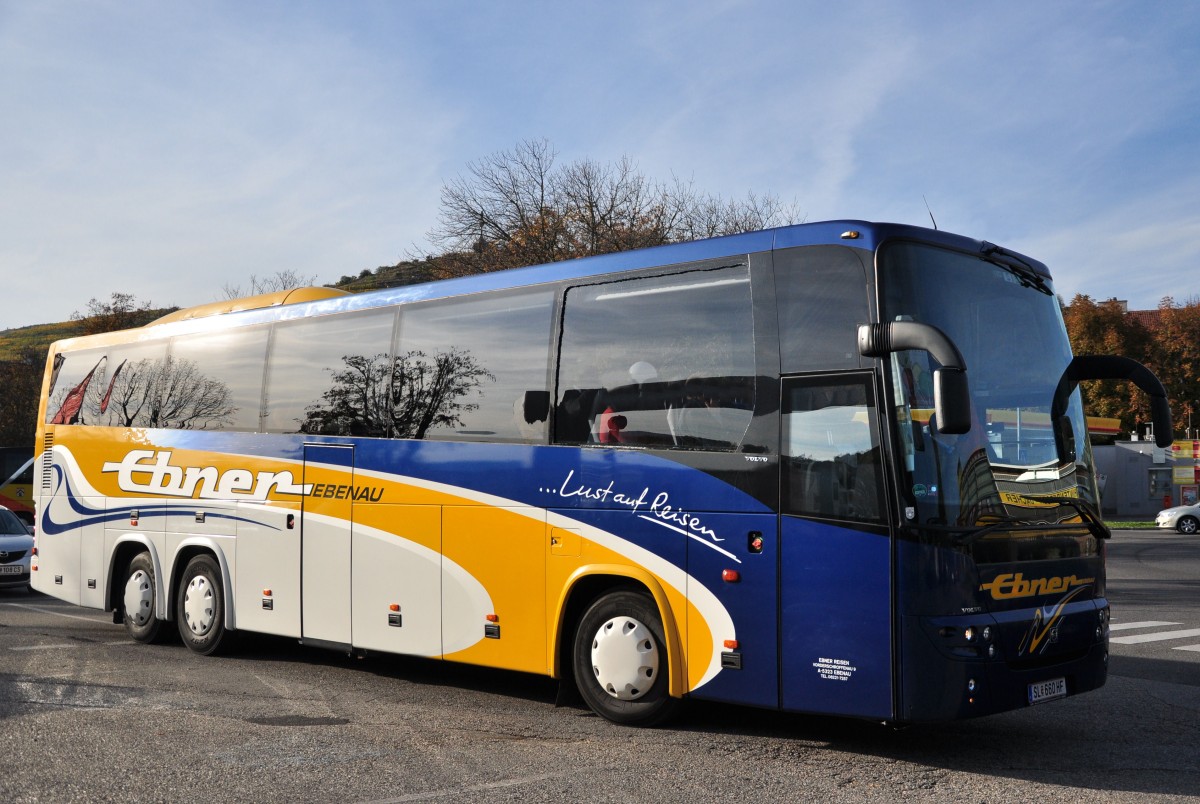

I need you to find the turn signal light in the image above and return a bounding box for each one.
[389,604,400,612]
[485,613,499,622]
[263,589,272,597]
[722,569,740,583]
[724,639,739,650]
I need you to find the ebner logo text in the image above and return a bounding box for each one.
[102,450,310,501]
[979,572,1094,600]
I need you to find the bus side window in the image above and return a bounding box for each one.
[397,289,554,443]
[782,376,884,523]
[554,263,756,450]
[168,326,270,432]
[45,347,112,426]
[265,309,396,436]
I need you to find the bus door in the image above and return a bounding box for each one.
[301,443,354,646]
[778,374,893,718]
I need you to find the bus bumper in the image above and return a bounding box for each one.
[898,608,1109,722]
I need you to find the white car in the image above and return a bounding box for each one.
[0,504,34,591]
[1156,503,1200,535]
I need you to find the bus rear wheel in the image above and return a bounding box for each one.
[176,555,231,656]
[572,590,679,726]
[122,551,163,643]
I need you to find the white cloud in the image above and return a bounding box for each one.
[2,0,1198,330]
[1019,177,1200,309]
[1,3,461,326]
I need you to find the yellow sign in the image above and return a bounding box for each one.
[1175,466,1200,484]
[999,488,1079,508]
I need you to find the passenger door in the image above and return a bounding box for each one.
[301,443,354,646]
[778,373,893,718]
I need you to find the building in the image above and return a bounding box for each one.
[1093,439,1200,519]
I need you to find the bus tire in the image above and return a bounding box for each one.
[122,551,164,643]
[176,554,230,656]
[572,590,679,726]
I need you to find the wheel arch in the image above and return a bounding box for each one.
[550,565,685,698]
[107,536,163,617]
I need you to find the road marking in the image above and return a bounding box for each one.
[1174,645,1200,653]
[1109,621,1182,631]
[7,639,134,653]
[5,603,112,623]
[1111,628,1200,645]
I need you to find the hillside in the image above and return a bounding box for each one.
[0,258,450,360]
[0,308,179,361]
[0,320,87,361]
[330,256,451,293]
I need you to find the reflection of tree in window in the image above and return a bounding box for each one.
[301,349,495,439]
[100,357,234,430]
[298,354,392,437]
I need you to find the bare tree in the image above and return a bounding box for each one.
[71,293,162,335]
[428,138,802,277]
[221,270,319,300]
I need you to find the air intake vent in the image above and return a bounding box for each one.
[41,434,54,492]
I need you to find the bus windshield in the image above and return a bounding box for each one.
[880,241,1100,555]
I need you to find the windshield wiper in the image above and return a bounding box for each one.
[922,514,1034,547]
[980,242,1053,296]
[1024,495,1110,540]
[931,507,1103,548]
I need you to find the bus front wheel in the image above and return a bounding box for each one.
[176,555,230,656]
[122,552,163,643]
[572,590,679,726]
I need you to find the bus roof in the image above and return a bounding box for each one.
[53,220,1046,348]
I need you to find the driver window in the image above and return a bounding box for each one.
[783,375,885,523]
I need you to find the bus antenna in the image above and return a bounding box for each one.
[923,196,938,230]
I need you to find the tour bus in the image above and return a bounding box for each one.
[31,221,1172,725]
[0,447,35,526]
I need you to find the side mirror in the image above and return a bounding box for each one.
[933,368,972,435]
[859,322,971,435]
[1051,356,1173,448]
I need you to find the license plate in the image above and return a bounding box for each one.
[1028,677,1067,705]
[0,565,24,575]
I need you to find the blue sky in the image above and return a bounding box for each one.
[3,1,1198,329]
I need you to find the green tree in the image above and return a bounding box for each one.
[0,346,46,449]
[1062,294,1155,436]
[1153,296,1200,439]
